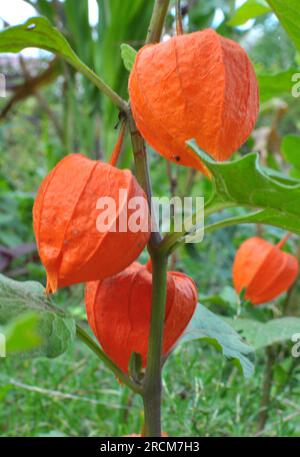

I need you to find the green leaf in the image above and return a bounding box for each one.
[258,68,299,102]
[180,304,254,378]
[267,0,300,53]
[120,43,137,72]
[0,17,111,98]
[0,17,78,62]
[0,274,51,324]
[228,0,271,26]
[37,312,76,358]
[225,317,300,350]
[188,140,300,235]
[4,312,42,353]
[0,274,75,358]
[281,134,300,169]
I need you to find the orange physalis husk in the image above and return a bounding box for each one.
[33,154,150,294]
[85,261,197,373]
[129,28,259,176]
[232,235,299,305]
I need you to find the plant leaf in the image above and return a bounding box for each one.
[180,304,254,378]
[267,0,300,53]
[228,0,271,26]
[188,140,300,235]
[0,17,78,61]
[0,274,52,324]
[36,312,76,358]
[120,43,137,72]
[0,274,75,358]
[0,17,107,94]
[4,312,42,353]
[258,68,299,102]
[225,317,300,350]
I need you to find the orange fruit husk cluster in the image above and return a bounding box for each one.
[33,154,150,293]
[129,29,259,175]
[85,261,197,372]
[232,236,299,305]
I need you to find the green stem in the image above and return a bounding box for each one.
[128,0,171,437]
[70,58,129,113]
[175,0,184,35]
[159,201,236,255]
[146,0,170,43]
[76,324,142,395]
[128,116,152,203]
[143,253,168,436]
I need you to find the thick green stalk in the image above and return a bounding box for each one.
[128,116,153,206]
[175,0,184,35]
[146,0,170,43]
[77,0,171,436]
[128,0,171,437]
[143,253,168,436]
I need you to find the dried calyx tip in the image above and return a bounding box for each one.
[277,232,292,250]
[46,275,57,295]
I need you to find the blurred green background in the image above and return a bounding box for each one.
[0,0,300,437]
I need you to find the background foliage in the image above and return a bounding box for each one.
[0,0,300,437]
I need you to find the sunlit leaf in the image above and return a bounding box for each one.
[228,0,271,26]
[4,312,42,353]
[267,0,300,52]
[120,43,137,72]
[0,17,107,95]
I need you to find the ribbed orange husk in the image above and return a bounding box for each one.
[232,237,299,305]
[129,29,259,175]
[85,261,197,373]
[33,154,150,293]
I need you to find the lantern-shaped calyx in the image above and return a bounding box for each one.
[233,236,298,305]
[33,154,150,293]
[129,29,259,175]
[85,261,197,373]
